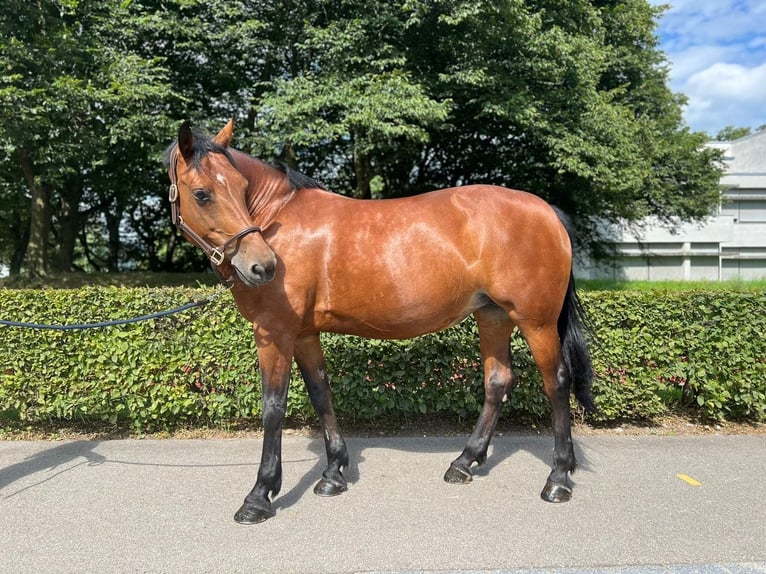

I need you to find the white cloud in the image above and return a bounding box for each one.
[652,0,766,133]
[681,62,766,133]
[658,0,766,47]
[664,44,738,86]
[687,62,766,102]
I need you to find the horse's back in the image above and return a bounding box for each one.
[282,184,569,277]
[290,184,565,243]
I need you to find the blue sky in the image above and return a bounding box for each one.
[650,0,766,136]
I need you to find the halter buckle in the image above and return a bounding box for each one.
[210,248,225,266]
[168,184,178,202]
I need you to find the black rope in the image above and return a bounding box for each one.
[0,290,227,331]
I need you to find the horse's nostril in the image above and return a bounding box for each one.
[251,261,276,281]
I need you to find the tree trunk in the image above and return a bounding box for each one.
[9,207,29,275]
[106,209,122,272]
[51,180,83,272]
[353,139,372,200]
[16,147,49,277]
[282,143,299,170]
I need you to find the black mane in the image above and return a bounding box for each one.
[271,160,327,191]
[164,128,326,191]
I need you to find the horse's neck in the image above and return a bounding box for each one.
[234,151,295,228]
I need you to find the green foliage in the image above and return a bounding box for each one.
[0,288,260,431]
[1,0,724,275]
[715,126,752,141]
[1,287,764,432]
[579,278,766,292]
[388,0,723,254]
[583,291,766,422]
[0,0,180,274]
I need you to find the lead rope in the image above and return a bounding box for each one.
[0,283,232,331]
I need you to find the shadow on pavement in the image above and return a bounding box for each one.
[0,440,105,496]
[273,431,593,512]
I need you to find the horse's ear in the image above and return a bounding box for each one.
[213,118,235,147]
[178,121,194,161]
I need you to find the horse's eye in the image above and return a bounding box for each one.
[193,189,211,204]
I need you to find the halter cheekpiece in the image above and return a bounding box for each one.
[168,148,263,274]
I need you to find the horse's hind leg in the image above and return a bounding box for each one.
[294,335,349,497]
[445,307,516,484]
[523,324,576,502]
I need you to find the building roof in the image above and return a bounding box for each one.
[709,129,766,174]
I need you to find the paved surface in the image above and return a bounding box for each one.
[0,433,764,573]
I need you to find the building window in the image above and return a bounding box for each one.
[738,200,766,223]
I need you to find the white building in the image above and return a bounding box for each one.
[579,130,766,281]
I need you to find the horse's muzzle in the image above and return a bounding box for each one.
[232,257,276,286]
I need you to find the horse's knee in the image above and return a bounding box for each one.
[486,370,514,404]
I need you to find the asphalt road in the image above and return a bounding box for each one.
[1,433,765,573]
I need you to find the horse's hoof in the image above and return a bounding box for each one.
[234,502,275,524]
[313,477,348,497]
[540,480,572,503]
[443,463,473,484]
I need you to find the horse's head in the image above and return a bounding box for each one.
[167,119,277,286]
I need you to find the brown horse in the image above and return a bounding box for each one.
[165,119,595,524]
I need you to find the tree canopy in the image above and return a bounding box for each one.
[0,0,724,275]
[714,125,764,141]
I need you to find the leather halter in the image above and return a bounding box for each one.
[168,148,262,270]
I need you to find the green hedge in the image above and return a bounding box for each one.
[1,287,764,432]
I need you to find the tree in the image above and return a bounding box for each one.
[245,1,449,198]
[0,0,178,276]
[408,1,722,253]
[716,126,752,141]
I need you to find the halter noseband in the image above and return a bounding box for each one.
[168,148,263,270]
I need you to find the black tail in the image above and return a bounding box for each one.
[552,207,596,412]
[558,272,596,412]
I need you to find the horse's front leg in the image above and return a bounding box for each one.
[294,334,349,496]
[234,334,294,524]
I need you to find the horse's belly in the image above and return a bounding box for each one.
[316,288,487,340]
